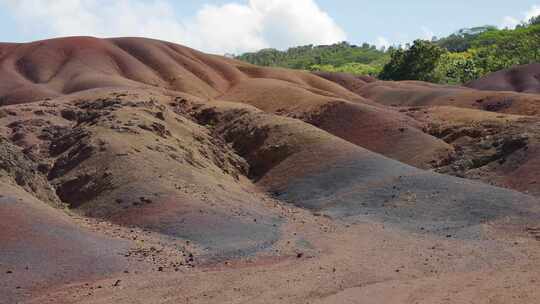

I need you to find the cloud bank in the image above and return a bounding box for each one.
[1,0,347,54]
[501,4,540,29]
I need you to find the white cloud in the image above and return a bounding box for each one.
[0,0,347,54]
[500,4,540,29]
[421,26,435,40]
[501,16,520,29]
[525,4,540,22]
[374,36,390,50]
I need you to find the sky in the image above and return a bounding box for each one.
[0,0,539,55]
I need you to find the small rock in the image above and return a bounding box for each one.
[156,112,165,120]
[139,197,153,204]
[37,163,50,174]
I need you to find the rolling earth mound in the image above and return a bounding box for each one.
[312,71,376,95]
[358,80,540,116]
[2,37,540,303]
[0,36,354,105]
[467,63,540,93]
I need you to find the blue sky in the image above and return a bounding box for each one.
[317,0,540,45]
[1,0,539,54]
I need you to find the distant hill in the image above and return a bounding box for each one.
[235,41,389,76]
[236,22,540,86]
[434,25,498,52]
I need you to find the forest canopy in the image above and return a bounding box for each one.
[235,17,540,84]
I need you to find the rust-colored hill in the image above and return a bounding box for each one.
[467,63,540,93]
[2,37,540,304]
[0,36,453,169]
[0,36,356,105]
[312,71,376,95]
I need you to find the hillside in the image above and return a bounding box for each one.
[467,63,540,93]
[235,41,388,76]
[236,22,540,86]
[2,37,540,304]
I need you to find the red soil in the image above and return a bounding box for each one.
[2,37,540,304]
[467,63,540,93]
[313,71,376,95]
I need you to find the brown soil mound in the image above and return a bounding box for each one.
[359,80,540,116]
[0,184,136,304]
[0,37,454,168]
[467,63,540,93]
[2,37,540,304]
[0,36,354,105]
[312,71,376,95]
[405,106,540,196]
[219,78,452,168]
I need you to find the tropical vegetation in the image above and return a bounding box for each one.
[235,16,540,84]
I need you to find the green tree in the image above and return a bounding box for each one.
[435,26,497,52]
[379,40,446,82]
[472,24,540,72]
[235,42,387,71]
[528,15,540,25]
[237,20,540,85]
[309,62,382,76]
[434,52,482,84]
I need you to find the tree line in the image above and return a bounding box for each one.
[235,16,540,84]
